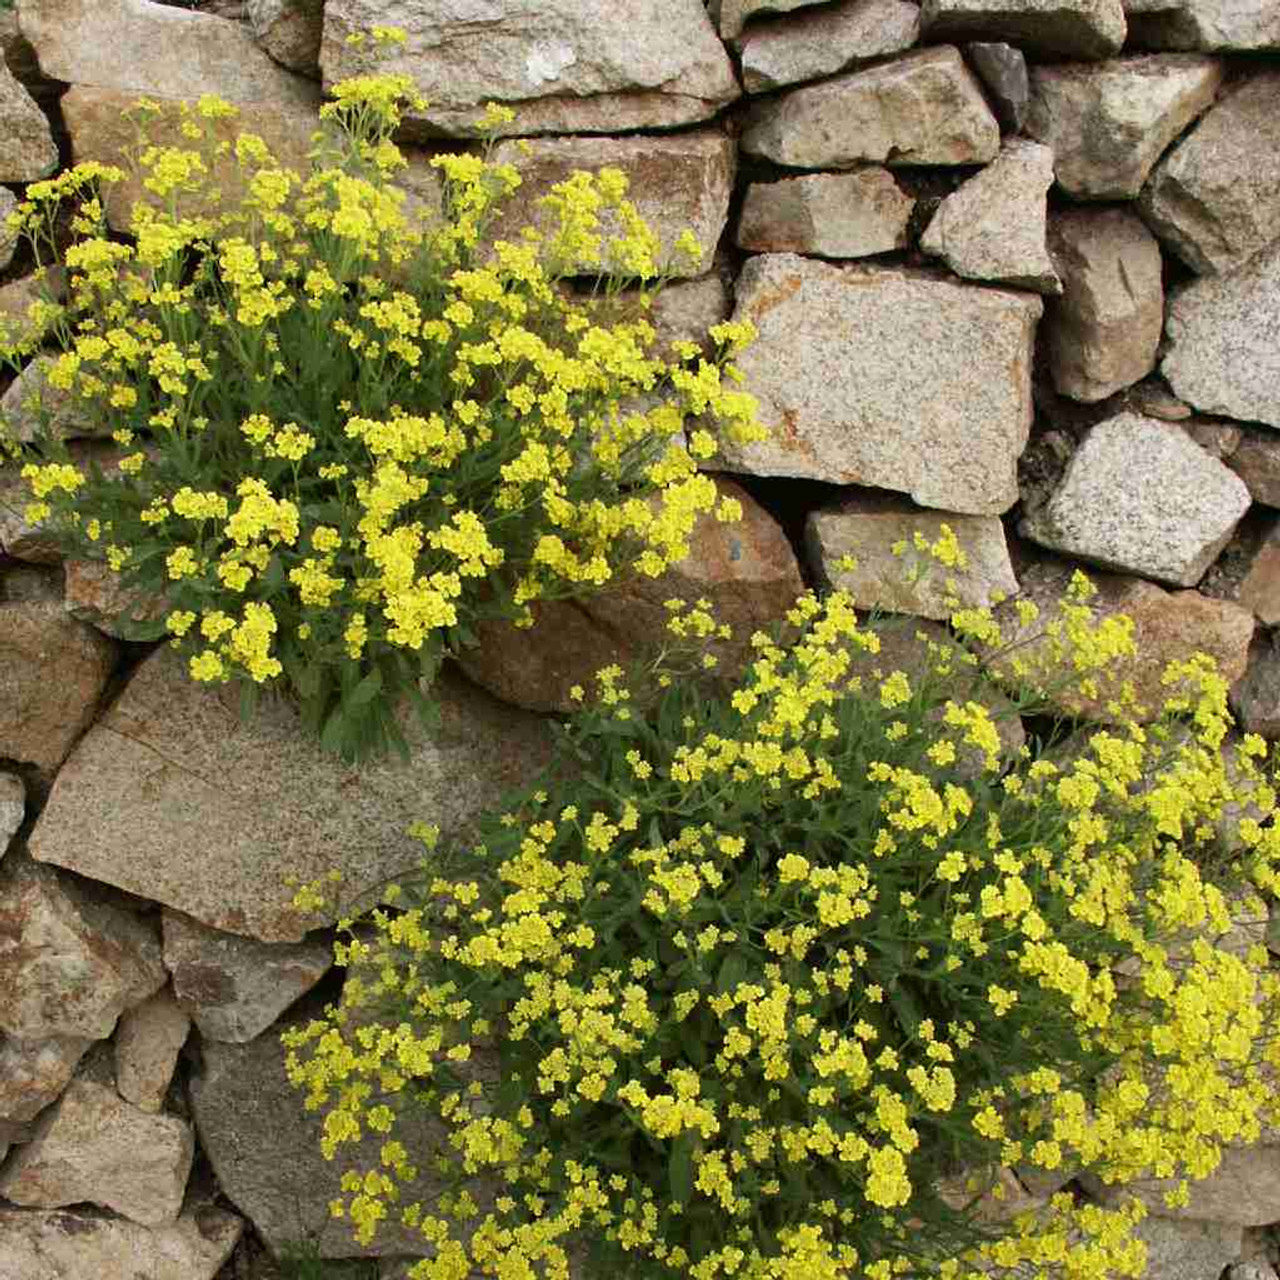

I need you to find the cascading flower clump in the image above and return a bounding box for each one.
[0,27,764,761]
[280,545,1280,1280]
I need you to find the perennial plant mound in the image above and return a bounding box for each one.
[282,552,1280,1280]
[0,33,763,761]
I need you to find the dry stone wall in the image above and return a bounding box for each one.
[0,0,1277,1276]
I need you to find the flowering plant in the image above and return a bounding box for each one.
[0,34,762,761]
[282,549,1280,1280]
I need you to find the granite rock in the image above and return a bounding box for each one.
[0,355,108,444]
[0,771,22,858]
[0,61,57,182]
[965,42,1029,131]
[742,47,1000,170]
[737,169,913,259]
[245,0,322,75]
[713,253,1041,515]
[921,139,1060,293]
[1026,54,1223,199]
[1125,0,1280,50]
[921,0,1126,58]
[1020,411,1251,586]
[113,988,190,1114]
[0,1033,92,1124]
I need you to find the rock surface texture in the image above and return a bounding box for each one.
[920,0,1127,58]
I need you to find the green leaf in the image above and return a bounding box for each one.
[320,705,349,758]
[346,665,383,708]
[889,979,923,1037]
[668,1133,695,1208]
[715,950,749,996]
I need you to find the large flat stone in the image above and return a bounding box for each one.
[1088,1147,1280,1225]
[28,650,553,942]
[1141,71,1280,276]
[488,130,734,279]
[1163,240,1280,430]
[1021,411,1251,586]
[0,855,166,1042]
[19,0,316,105]
[0,1078,194,1226]
[742,47,999,170]
[0,1206,242,1280]
[163,908,331,1043]
[712,254,1041,515]
[921,0,1126,58]
[0,61,57,182]
[61,84,323,234]
[921,139,1060,293]
[1045,207,1165,403]
[457,477,804,713]
[1026,54,1223,199]
[320,0,739,138]
[738,0,921,94]
[806,493,1018,620]
[737,169,913,259]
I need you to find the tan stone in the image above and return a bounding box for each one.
[0,1078,194,1226]
[806,492,1019,620]
[738,0,921,94]
[737,169,913,259]
[1126,0,1280,50]
[1026,54,1223,199]
[488,130,735,279]
[0,855,166,1041]
[713,254,1041,515]
[1088,1153,1280,1226]
[921,139,1060,292]
[718,0,827,38]
[29,652,553,942]
[0,273,60,351]
[321,0,739,138]
[163,908,331,1042]
[0,771,22,858]
[0,61,57,182]
[0,587,117,773]
[114,988,190,1114]
[458,477,804,713]
[1226,429,1280,508]
[921,0,1126,57]
[246,0,322,75]
[1045,208,1164,403]
[1142,71,1280,275]
[0,1205,243,1280]
[0,355,107,444]
[985,556,1254,721]
[0,1034,92,1124]
[63,559,167,640]
[61,84,323,234]
[742,47,999,170]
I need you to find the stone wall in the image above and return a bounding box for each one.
[0,1,1278,1277]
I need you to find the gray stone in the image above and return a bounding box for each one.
[742,47,1000,170]
[738,0,921,94]
[0,62,57,182]
[1182,418,1242,457]
[0,591,117,774]
[986,555,1254,722]
[1045,208,1165,403]
[114,988,190,1114]
[1141,71,1280,276]
[19,0,316,106]
[0,187,18,272]
[488,130,734,279]
[714,254,1041,515]
[0,1078,194,1226]
[190,995,487,1258]
[0,356,107,444]
[1132,1205,1244,1278]
[921,139,1060,293]
[0,856,166,1042]
[0,771,22,858]
[1125,0,1280,50]
[1163,240,1280,430]
[28,650,553,942]
[806,492,1019,620]
[163,909,331,1043]
[1227,517,1280,626]
[1130,377,1195,422]
[1026,55,1223,199]
[1021,412,1250,586]
[0,1206,243,1280]
[921,0,1126,57]
[718,0,827,39]
[648,276,732,356]
[1226,429,1280,508]
[737,170,913,259]
[966,42,1030,131]
[321,0,738,138]
[0,1034,92,1124]
[246,0,322,75]
[0,10,43,87]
